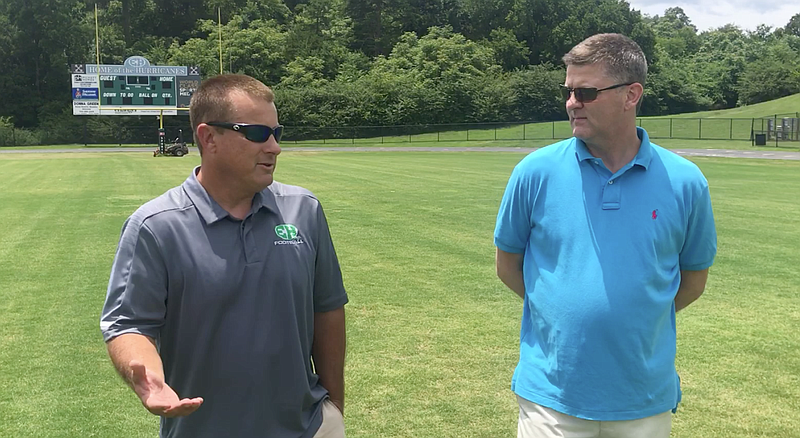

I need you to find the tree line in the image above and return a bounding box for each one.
[1,0,799,142]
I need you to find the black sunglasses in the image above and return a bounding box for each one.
[559,83,633,103]
[206,122,283,143]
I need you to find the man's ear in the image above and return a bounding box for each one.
[626,83,644,113]
[196,124,217,154]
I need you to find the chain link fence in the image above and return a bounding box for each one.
[0,122,195,147]
[281,117,800,145]
[2,115,798,147]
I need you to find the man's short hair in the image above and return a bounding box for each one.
[562,33,647,88]
[189,74,275,154]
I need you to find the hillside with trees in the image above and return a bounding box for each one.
[1,0,798,141]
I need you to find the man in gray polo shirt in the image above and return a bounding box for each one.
[100,74,348,438]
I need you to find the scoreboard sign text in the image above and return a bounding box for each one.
[71,56,201,116]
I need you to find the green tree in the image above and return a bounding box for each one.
[784,13,800,37]
[502,64,565,121]
[167,14,290,85]
[280,56,328,88]
[647,7,700,58]
[737,38,800,105]
[510,0,655,66]
[372,26,500,122]
[397,0,461,37]
[345,0,402,56]
[690,24,748,108]
[226,19,289,85]
[643,46,709,115]
[484,28,530,70]
[377,26,497,83]
[285,0,353,79]
[0,0,92,127]
[456,0,515,41]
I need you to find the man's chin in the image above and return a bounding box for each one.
[254,175,274,191]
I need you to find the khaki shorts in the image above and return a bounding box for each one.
[517,396,671,438]
[313,399,345,438]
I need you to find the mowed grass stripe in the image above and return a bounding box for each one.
[0,151,798,437]
[0,154,189,437]
[672,158,800,438]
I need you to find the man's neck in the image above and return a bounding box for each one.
[196,167,254,220]
[584,126,641,174]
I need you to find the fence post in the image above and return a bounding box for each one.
[494,126,497,141]
[437,129,440,142]
[669,118,673,139]
[523,123,526,140]
[84,120,88,146]
[12,127,16,146]
[775,115,778,147]
[552,121,555,139]
[352,127,355,144]
[466,129,469,141]
[729,118,733,139]
[698,118,702,139]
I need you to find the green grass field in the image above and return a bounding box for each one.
[4,137,798,152]
[299,137,798,153]
[669,93,800,119]
[0,149,799,437]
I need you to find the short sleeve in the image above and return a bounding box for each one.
[100,218,168,342]
[679,182,717,271]
[312,203,348,313]
[494,162,534,254]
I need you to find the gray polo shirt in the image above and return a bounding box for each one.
[101,167,348,438]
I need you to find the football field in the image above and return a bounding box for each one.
[0,149,798,437]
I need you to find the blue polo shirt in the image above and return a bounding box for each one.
[494,128,716,421]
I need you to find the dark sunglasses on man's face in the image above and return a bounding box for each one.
[559,83,633,103]
[206,122,283,143]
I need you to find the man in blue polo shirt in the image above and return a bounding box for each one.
[494,33,717,438]
[101,74,348,438]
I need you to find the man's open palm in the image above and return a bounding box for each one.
[129,360,203,417]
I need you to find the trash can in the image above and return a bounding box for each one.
[754,133,767,146]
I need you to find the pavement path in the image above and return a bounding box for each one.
[1,146,799,160]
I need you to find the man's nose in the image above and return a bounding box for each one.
[263,136,281,155]
[566,92,583,110]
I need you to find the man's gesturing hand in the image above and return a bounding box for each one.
[129,360,203,417]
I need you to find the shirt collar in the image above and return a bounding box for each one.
[182,166,279,224]
[574,127,653,170]
[633,127,653,169]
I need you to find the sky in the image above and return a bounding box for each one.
[626,0,799,33]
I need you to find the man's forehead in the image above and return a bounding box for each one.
[566,64,612,83]
[227,93,276,114]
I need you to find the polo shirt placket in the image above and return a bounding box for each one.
[577,140,653,211]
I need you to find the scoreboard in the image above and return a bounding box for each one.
[71,56,200,116]
[99,75,176,107]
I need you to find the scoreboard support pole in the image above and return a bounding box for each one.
[158,109,166,154]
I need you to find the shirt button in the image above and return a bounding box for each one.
[608,180,614,185]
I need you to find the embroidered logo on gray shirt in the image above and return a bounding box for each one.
[274,224,305,245]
